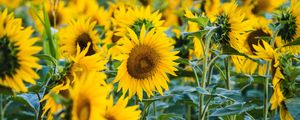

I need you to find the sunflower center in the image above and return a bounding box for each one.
[215,14,231,46]
[247,29,270,53]
[127,45,160,79]
[48,11,62,27]
[131,19,154,36]
[77,98,91,120]
[104,114,116,120]
[76,33,96,56]
[277,11,297,42]
[0,36,20,79]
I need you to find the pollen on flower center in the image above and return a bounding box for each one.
[0,36,20,79]
[76,33,96,56]
[127,45,160,79]
[77,98,91,120]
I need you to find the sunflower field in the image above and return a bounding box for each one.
[1,0,300,120]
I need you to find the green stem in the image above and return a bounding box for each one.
[199,28,214,120]
[263,26,279,120]
[186,105,191,120]
[0,94,3,120]
[224,58,231,90]
[153,99,157,119]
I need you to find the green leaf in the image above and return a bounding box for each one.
[283,37,300,47]
[285,97,300,119]
[210,103,258,117]
[181,30,207,40]
[222,45,262,64]
[11,94,40,113]
[187,17,209,28]
[158,113,185,120]
[174,58,189,65]
[36,54,58,66]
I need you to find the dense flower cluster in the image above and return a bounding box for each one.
[0,0,299,120]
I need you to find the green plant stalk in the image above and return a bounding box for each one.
[199,29,214,120]
[42,1,57,59]
[0,94,3,120]
[224,57,231,90]
[263,27,278,120]
[186,105,191,120]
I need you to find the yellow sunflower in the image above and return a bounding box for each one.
[113,6,165,36]
[213,2,253,73]
[103,96,141,120]
[253,41,294,120]
[0,9,42,92]
[114,25,179,100]
[41,44,107,119]
[70,43,107,81]
[41,79,70,120]
[275,1,300,54]
[241,17,272,75]
[70,71,109,120]
[59,17,100,57]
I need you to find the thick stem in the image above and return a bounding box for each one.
[186,105,191,120]
[224,58,231,90]
[199,28,214,120]
[0,94,3,120]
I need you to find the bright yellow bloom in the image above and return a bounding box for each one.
[103,96,141,120]
[70,72,109,120]
[113,6,165,36]
[114,25,179,100]
[59,17,100,57]
[0,9,42,92]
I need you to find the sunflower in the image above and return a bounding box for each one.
[70,43,107,81]
[241,17,272,75]
[41,80,70,120]
[70,71,109,120]
[114,25,179,100]
[31,0,72,34]
[0,9,41,92]
[213,2,252,73]
[113,6,165,36]
[253,41,294,120]
[103,96,141,120]
[59,17,100,57]
[275,1,300,54]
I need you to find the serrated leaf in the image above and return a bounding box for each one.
[187,17,209,28]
